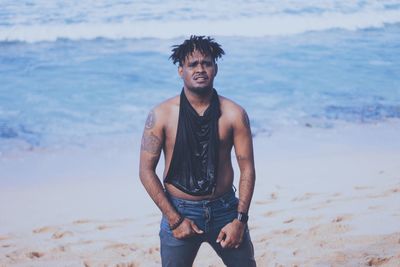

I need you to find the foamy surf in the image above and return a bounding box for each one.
[1,1,400,42]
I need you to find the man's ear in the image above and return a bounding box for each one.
[178,66,183,78]
[214,64,218,77]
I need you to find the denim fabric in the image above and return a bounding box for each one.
[159,189,256,267]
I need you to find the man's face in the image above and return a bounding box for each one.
[178,50,218,95]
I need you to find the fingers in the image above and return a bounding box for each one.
[190,221,204,234]
[172,219,191,239]
[217,227,237,248]
[173,219,204,239]
[217,223,244,249]
[235,230,245,248]
[220,236,231,248]
[216,229,226,243]
[222,236,242,249]
[234,237,243,249]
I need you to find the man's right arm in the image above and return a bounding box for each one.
[139,109,182,227]
[139,108,203,238]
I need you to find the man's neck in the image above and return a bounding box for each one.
[183,87,213,109]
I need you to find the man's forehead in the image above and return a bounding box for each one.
[184,51,213,62]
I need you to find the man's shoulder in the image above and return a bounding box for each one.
[218,95,246,117]
[218,94,251,132]
[152,95,180,114]
[146,95,179,129]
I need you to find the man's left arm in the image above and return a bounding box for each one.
[217,107,255,248]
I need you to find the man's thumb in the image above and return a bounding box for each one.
[191,221,204,234]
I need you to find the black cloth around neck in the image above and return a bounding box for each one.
[164,88,221,196]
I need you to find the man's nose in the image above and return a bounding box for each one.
[195,63,206,72]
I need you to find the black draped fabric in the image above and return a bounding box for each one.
[164,88,221,196]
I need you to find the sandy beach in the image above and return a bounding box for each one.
[1,1,400,266]
[1,122,399,266]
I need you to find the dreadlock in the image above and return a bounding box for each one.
[169,35,225,66]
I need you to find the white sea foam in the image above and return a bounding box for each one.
[1,1,400,42]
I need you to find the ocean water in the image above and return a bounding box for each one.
[1,0,400,155]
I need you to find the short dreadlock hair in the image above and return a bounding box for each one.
[169,35,225,66]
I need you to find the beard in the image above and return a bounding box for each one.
[186,84,213,96]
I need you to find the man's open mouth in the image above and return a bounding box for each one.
[194,76,208,80]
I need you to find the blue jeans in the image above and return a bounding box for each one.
[159,189,256,267]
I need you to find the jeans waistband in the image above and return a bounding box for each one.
[166,188,236,207]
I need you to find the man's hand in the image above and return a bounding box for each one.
[216,219,246,249]
[172,218,203,239]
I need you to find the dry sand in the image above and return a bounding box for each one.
[1,123,399,266]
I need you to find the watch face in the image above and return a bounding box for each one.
[238,212,249,223]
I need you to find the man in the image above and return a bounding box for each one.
[139,35,256,267]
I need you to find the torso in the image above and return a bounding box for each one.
[161,95,235,200]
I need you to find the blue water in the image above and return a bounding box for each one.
[1,1,400,154]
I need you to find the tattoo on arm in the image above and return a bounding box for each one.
[140,110,178,222]
[141,132,162,154]
[242,110,251,130]
[145,110,156,129]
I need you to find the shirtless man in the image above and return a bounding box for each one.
[139,36,256,267]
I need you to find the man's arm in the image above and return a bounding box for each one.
[217,107,256,248]
[234,109,256,214]
[139,108,203,238]
[139,109,180,224]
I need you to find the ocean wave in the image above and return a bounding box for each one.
[1,9,400,42]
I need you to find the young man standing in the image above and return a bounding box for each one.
[139,36,256,266]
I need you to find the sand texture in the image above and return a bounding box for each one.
[1,125,400,266]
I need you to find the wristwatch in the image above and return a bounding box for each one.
[237,212,249,223]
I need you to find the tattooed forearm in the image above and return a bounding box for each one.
[141,131,162,154]
[242,110,251,130]
[145,110,156,129]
